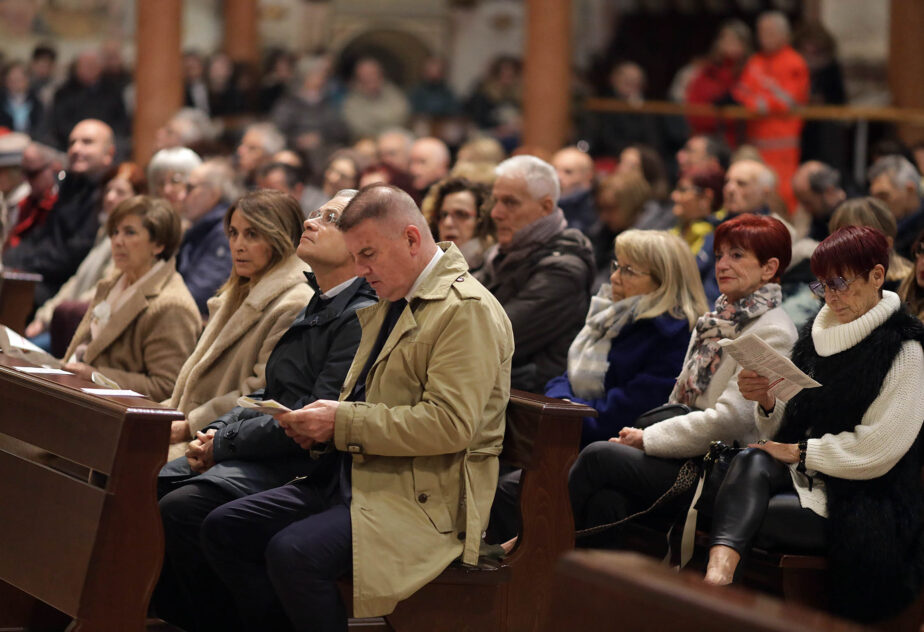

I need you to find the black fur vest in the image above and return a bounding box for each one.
[776,308,924,622]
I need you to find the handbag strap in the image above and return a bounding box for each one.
[575,459,701,538]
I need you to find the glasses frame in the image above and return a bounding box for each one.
[610,260,650,278]
[307,208,341,226]
[808,270,869,299]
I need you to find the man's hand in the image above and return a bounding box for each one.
[186,429,217,474]
[276,399,340,449]
[63,361,94,381]
[610,427,644,450]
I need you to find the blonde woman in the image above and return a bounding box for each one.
[165,189,311,459]
[828,196,913,291]
[546,230,708,446]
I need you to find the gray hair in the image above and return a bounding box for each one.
[245,122,286,155]
[170,108,219,145]
[868,155,922,195]
[377,127,415,148]
[754,162,777,190]
[494,155,561,206]
[27,141,65,167]
[148,147,203,185]
[807,163,841,194]
[198,158,241,202]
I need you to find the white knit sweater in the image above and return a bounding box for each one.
[756,291,924,517]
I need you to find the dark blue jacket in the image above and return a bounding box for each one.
[176,202,231,316]
[544,313,691,447]
[159,275,377,498]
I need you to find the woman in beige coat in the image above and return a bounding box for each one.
[63,196,201,400]
[165,189,312,459]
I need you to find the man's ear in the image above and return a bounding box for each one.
[405,224,422,254]
[541,195,555,215]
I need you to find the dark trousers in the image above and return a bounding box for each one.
[154,481,239,632]
[568,441,688,546]
[709,448,826,554]
[200,478,352,632]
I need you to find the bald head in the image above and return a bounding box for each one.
[409,137,450,192]
[340,184,430,236]
[552,147,594,196]
[67,119,115,177]
[724,159,776,215]
[757,11,790,53]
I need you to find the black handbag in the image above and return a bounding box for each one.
[634,403,693,429]
[694,440,743,512]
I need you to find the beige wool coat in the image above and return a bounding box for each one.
[63,258,202,401]
[165,255,312,459]
[333,243,514,617]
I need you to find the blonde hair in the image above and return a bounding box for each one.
[615,229,709,328]
[829,197,913,283]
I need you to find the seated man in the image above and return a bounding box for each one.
[475,155,595,392]
[198,184,513,631]
[154,190,377,632]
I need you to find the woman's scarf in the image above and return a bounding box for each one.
[670,283,781,406]
[567,285,643,399]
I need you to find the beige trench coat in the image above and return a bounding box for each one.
[62,258,202,401]
[333,243,514,617]
[165,255,312,459]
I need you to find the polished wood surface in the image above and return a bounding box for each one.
[0,270,41,335]
[0,352,181,631]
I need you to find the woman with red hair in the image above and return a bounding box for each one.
[569,214,797,544]
[706,225,924,623]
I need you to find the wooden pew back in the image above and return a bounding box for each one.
[0,270,41,335]
[0,352,181,631]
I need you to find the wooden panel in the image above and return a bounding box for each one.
[0,271,41,336]
[0,449,106,616]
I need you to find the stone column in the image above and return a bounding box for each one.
[889,0,924,143]
[522,0,571,154]
[132,0,182,164]
[224,0,260,66]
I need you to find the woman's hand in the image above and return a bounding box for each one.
[25,320,46,338]
[737,369,776,412]
[749,440,799,464]
[63,362,95,381]
[170,419,191,444]
[610,427,644,450]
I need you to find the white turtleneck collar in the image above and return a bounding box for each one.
[811,290,901,357]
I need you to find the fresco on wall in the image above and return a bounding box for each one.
[0,0,129,39]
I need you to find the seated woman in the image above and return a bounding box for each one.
[426,176,495,271]
[148,146,202,215]
[669,164,724,257]
[828,196,913,292]
[165,189,311,459]
[568,214,797,541]
[705,225,924,623]
[26,162,146,355]
[546,230,708,447]
[899,229,924,321]
[62,196,201,400]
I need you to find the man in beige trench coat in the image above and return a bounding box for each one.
[200,183,513,631]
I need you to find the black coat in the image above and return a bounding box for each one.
[2,172,101,308]
[158,275,377,497]
[46,78,129,149]
[777,310,924,622]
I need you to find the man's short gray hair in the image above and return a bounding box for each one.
[245,122,286,155]
[170,108,219,145]
[868,155,922,196]
[494,155,561,206]
[754,162,777,191]
[199,158,241,202]
[148,147,203,185]
[807,163,841,194]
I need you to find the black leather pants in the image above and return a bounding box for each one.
[710,448,826,554]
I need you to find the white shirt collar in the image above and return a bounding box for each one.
[405,247,443,302]
[321,276,357,300]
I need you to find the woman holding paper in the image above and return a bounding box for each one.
[568,214,797,541]
[164,189,311,460]
[62,196,201,400]
[705,225,924,624]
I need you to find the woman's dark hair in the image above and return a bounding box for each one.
[629,143,668,199]
[106,195,182,260]
[714,214,791,283]
[812,225,890,281]
[103,162,147,195]
[688,165,725,212]
[426,177,494,242]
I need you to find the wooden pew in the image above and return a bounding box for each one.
[547,550,869,632]
[383,390,593,632]
[0,351,181,631]
[0,270,42,335]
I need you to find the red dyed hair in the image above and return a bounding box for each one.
[811,225,890,281]
[688,165,725,212]
[714,214,791,282]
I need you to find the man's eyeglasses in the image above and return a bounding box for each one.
[808,271,868,298]
[307,208,341,226]
[611,260,649,278]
